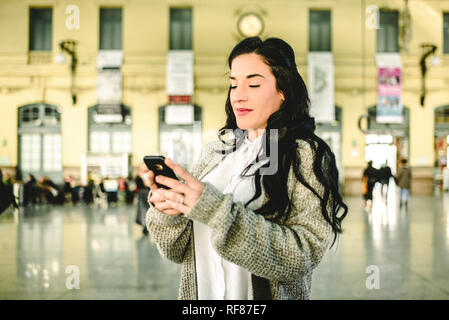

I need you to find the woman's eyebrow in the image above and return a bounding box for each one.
[229,73,266,80]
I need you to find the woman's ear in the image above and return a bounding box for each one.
[280,91,285,103]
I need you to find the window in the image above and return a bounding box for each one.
[170,8,192,50]
[18,104,62,180]
[20,105,60,126]
[377,10,399,52]
[43,134,62,171]
[44,106,61,125]
[21,107,40,125]
[444,13,449,54]
[21,134,41,172]
[88,105,132,154]
[100,8,122,50]
[90,131,110,153]
[309,10,331,51]
[112,132,131,153]
[29,8,52,51]
[435,105,449,123]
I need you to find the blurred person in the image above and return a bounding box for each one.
[124,177,135,204]
[396,159,411,208]
[145,37,347,300]
[99,178,106,194]
[378,162,394,199]
[36,177,53,204]
[118,177,126,203]
[15,166,23,182]
[42,176,64,204]
[43,176,65,205]
[103,177,118,204]
[63,175,73,202]
[2,172,14,202]
[23,174,38,206]
[0,169,18,214]
[135,163,150,235]
[83,174,95,205]
[2,172,13,185]
[362,160,378,210]
[71,182,81,205]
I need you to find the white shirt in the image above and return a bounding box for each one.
[193,133,268,300]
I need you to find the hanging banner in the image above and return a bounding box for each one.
[376,53,402,123]
[97,50,123,69]
[166,50,194,96]
[96,50,123,119]
[97,69,122,106]
[307,52,335,123]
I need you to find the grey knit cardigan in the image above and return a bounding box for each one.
[146,138,333,300]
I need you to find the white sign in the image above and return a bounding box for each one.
[97,50,123,69]
[376,53,402,68]
[308,52,335,123]
[165,104,194,124]
[166,50,194,95]
[97,69,122,105]
[93,113,123,123]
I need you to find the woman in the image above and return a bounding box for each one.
[145,37,347,300]
[135,162,150,235]
[396,158,411,208]
[0,170,18,214]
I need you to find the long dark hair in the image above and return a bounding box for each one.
[216,36,348,247]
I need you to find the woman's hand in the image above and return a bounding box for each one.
[146,158,205,216]
[145,169,181,216]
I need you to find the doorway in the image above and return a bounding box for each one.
[365,106,410,173]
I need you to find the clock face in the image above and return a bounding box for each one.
[238,13,264,37]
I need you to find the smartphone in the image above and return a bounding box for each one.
[143,156,179,189]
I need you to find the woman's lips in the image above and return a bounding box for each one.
[236,108,253,116]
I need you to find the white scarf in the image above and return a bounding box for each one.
[194,133,268,300]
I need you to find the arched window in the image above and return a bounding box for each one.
[18,103,62,182]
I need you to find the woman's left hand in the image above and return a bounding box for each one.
[153,158,205,216]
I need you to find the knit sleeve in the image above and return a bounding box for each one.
[145,140,218,264]
[145,194,192,264]
[186,139,333,282]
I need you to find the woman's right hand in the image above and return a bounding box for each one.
[145,169,182,216]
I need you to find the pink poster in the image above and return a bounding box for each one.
[378,68,401,96]
[377,66,402,123]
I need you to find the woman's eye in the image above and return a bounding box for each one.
[229,85,260,89]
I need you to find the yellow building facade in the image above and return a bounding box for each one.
[1,0,449,195]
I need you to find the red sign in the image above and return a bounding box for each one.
[168,95,192,104]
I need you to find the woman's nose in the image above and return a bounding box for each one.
[231,86,248,104]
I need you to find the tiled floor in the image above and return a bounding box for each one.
[1,183,448,299]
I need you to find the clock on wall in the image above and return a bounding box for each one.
[237,12,264,37]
